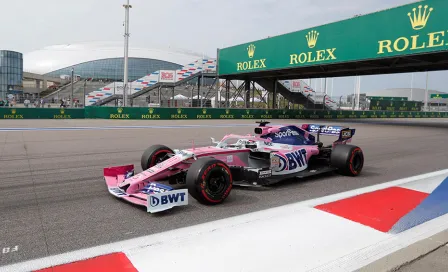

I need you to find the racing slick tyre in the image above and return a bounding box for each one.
[330,144,364,176]
[141,144,174,171]
[186,158,233,205]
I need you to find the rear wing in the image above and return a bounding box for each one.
[301,124,355,142]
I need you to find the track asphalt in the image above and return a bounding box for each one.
[0,118,447,266]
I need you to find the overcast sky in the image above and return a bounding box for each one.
[1,0,446,97]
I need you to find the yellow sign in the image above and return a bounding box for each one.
[4,108,23,119]
[141,108,160,119]
[306,30,319,48]
[220,108,234,119]
[247,44,255,58]
[236,43,267,71]
[241,109,254,119]
[110,107,129,119]
[171,108,187,119]
[261,109,272,119]
[378,4,445,55]
[197,108,212,119]
[54,108,71,119]
[408,5,433,30]
[290,30,337,65]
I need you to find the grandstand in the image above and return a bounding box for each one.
[84,57,338,109]
[22,41,338,109]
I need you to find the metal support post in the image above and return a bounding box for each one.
[225,79,230,108]
[272,80,277,109]
[357,76,361,110]
[122,0,132,107]
[252,82,255,108]
[424,71,429,111]
[324,78,327,95]
[245,79,250,108]
[197,76,201,107]
[71,67,74,107]
[83,80,86,107]
[158,86,161,106]
[172,87,175,107]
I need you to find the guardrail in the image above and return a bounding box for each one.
[0,107,447,119]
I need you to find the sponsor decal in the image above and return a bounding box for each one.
[220,109,235,119]
[241,109,254,119]
[236,44,267,71]
[147,189,188,213]
[341,130,352,139]
[270,155,280,169]
[309,124,342,135]
[171,108,188,119]
[108,187,127,197]
[227,155,233,163]
[259,169,272,179]
[378,4,446,55]
[159,70,175,83]
[4,109,24,119]
[197,108,212,119]
[124,170,134,179]
[54,108,72,119]
[142,108,161,119]
[274,149,308,172]
[142,182,173,194]
[290,30,337,65]
[274,129,300,138]
[110,107,130,119]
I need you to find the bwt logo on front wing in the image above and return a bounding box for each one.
[147,189,188,213]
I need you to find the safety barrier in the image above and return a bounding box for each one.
[0,108,85,119]
[0,107,447,119]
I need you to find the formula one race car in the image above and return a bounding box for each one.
[104,121,364,213]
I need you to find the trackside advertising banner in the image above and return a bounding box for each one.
[0,107,447,120]
[158,70,176,83]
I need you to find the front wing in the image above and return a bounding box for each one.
[103,164,188,213]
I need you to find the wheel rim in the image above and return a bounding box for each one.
[150,150,170,167]
[352,153,363,171]
[206,170,227,197]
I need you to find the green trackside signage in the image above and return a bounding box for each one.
[431,93,448,99]
[367,96,408,101]
[0,107,447,119]
[217,0,448,76]
[0,108,85,119]
[79,107,448,120]
[369,100,423,111]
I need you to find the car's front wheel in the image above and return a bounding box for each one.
[186,158,233,205]
[141,144,174,171]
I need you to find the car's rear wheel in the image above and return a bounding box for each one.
[186,158,233,205]
[141,144,174,171]
[330,144,364,176]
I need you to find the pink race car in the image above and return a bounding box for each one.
[104,121,364,213]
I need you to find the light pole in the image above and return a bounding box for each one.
[83,79,87,107]
[123,0,132,107]
[424,71,429,111]
[71,67,74,107]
